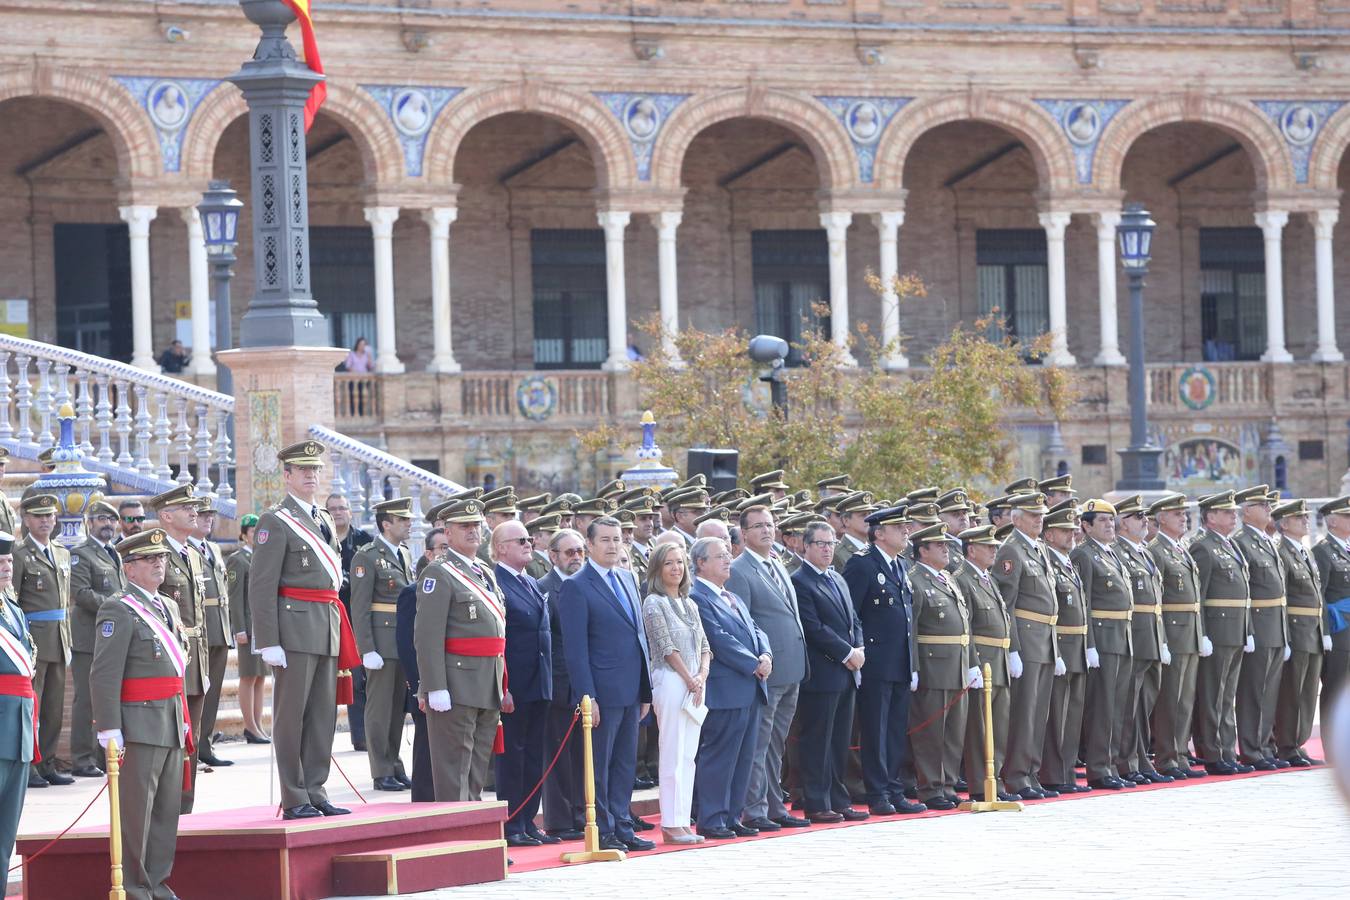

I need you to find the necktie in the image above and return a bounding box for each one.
[399,547,412,580]
[764,559,786,595]
[106,544,122,573]
[607,570,636,625]
[180,548,190,569]
[721,589,738,610]
[823,570,847,611]
[311,505,333,543]
[891,558,904,585]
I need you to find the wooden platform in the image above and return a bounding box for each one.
[16,801,508,900]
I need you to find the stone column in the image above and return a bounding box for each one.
[656,211,684,366]
[364,206,404,374]
[181,208,217,376]
[1092,211,1126,366]
[820,211,859,366]
[598,210,631,372]
[1312,208,1343,363]
[1039,210,1076,366]
[1255,210,1292,363]
[119,205,158,370]
[871,211,908,369]
[423,207,461,373]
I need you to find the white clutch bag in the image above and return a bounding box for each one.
[682,691,708,725]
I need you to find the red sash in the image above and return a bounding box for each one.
[121,676,193,790]
[444,637,509,754]
[0,674,39,762]
[279,587,362,705]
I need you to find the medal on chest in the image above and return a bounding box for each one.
[301,556,311,568]
[468,604,478,621]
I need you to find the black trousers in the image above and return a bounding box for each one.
[797,687,855,813]
[496,699,549,836]
[857,677,911,804]
[409,708,434,802]
[542,700,584,831]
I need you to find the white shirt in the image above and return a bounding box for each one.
[448,547,481,571]
[288,493,321,517]
[1047,545,1073,567]
[845,533,866,551]
[498,561,526,580]
[696,576,729,600]
[164,533,191,557]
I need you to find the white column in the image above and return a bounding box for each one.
[423,207,461,373]
[598,210,631,372]
[871,211,908,369]
[1092,211,1125,366]
[656,211,685,367]
[363,206,405,374]
[1311,208,1343,363]
[179,208,216,376]
[118,205,158,370]
[820,211,859,366]
[1254,210,1292,363]
[1038,210,1076,366]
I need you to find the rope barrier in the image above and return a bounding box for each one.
[507,707,581,821]
[906,683,974,736]
[8,777,109,874]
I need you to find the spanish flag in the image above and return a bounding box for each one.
[282,0,326,131]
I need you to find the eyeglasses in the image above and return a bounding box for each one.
[711,553,733,561]
[122,516,146,524]
[503,537,532,546]
[560,547,586,557]
[745,521,775,531]
[810,540,839,548]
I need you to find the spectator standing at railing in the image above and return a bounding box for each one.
[328,492,373,752]
[343,337,373,374]
[157,339,190,374]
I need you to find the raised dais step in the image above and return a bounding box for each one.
[331,838,508,895]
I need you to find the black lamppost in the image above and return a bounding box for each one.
[1115,203,1165,491]
[198,180,243,396]
[749,334,789,420]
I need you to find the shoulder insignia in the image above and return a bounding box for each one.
[227,570,236,583]
[422,577,436,593]
[256,529,269,545]
[1002,559,1013,574]
[100,621,114,638]
[70,557,79,565]
[353,565,365,578]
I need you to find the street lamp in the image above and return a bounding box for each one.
[198,180,243,396]
[749,334,789,420]
[1115,202,1165,491]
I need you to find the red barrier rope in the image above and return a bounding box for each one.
[507,707,581,821]
[907,684,974,736]
[8,778,109,874]
[329,754,369,805]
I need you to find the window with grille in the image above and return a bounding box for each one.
[1200,228,1266,362]
[752,230,830,367]
[310,226,377,355]
[54,224,133,362]
[531,229,608,370]
[976,229,1049,357]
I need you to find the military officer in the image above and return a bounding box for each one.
[0,531,36,879]
[414,498,509,802]
[1147,493,1208,780]
[190,496,235,769]
[539,495,576,533]
[68,499,127,778]
[625,495,660,584]
[250,440,355,819]
[1190,490,1254,775]
[1231,486,1289,770]
[937,490,973,573]
[985,495,1015,531]
[351,497,415,792]
[0,449,16,537]
[525,512,561,580]
[597,479,627,501]
[908,524,979,810]
[659,489,708,548]
[149,483,209,810]
[1113,495,1170,784]
[91,528,189,900]
[750,470,791,503]
[477,490,519,562]
[833,491,877,571]
[992,492,1060,799]
[1312,497,1350,750]
[1038,474,1076,509]
[953,526,1014,801]
[1273,499,1325,766]
[815,474,850,500]
[14,493,72,788]
[1039,505,1089,795]
[518,493,551,527]
[573,496,617,537]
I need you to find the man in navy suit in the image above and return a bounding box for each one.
[792,521,869,823]
[539,528,587,839]
[492,520,558,847]
[690,536,772,839]
[843,506,926,815]
[558,517,655,852]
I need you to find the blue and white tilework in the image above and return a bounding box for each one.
[1253,100,1345,184]
[361,85,463,178]
[1034,98,1131,184]
[594,92,690,182]
[113,76,222,173]
[815,96,910,183]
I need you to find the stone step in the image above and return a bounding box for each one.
[331,839,508,895]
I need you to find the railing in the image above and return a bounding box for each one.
[1147,362,1273,412]
[310,424,465,543]
[0,335,237,517]
[334,373,382,424]
[461,370,613,420]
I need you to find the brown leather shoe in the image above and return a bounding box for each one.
[806,810,843,823]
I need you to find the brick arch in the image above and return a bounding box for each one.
[872,93,1076,193]
[1093,95,1292,193]
[650,88,855,193]
[423,83,634,189]
[0,64,162,179]
[1308,104,1350,191]
[181,81,403,186]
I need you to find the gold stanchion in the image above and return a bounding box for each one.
[959,663,1022,813]
[106,738,127,900]
[560,696,625,864]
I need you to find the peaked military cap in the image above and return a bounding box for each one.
[119,527,172,559]
[149,483,196,512]
[816,474,851,492]
[517,493,552,512]
[483,492,519,516]
[958,525,1002,547]
[984,494,1015,512]
[1047,498,1079,516]
[1113,494,1145,516]
[480,486,515,506]
[1080,498,1117,516]
[937,489,972,514]
[1038,474,1076,495]
[1234,484,1272,505]
[597,479,627,499]
[750,470,790,492]
[1147,493,1188,516]
[447,487,485,502]
[779,513,822,535]
[540,496,575,516]
[695,507,731,527]
[737,493,775,512]
[87,499,120,519]
[666,489,711,511]
[615,508,636,529]
[1319,496,1350,517]
[21,493,60,516]
[906,486,940,504]
[1198,490,1239,511]
[1005,477,1039,495]
[37,447,55,469]
[526,512,563,534]
[0,531,12,555]
[865,505,908,527]
[835,491,877,516]
[907,502,941,525]
[437,498,486,524]
[676,474,707,492]
[994,523,1015,541]
[1272,499,1309,520]
[574,497,617,517]
[1043,507,1079,530]
[623,494,660,515]
[1007,492,1049,515]
[193,495,219,515]
[712,488,751,505]
[278,439,326,468]
[374,496,414,519]
[909,522,949,544]
[814,495,843,514]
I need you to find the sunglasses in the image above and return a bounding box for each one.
[123,516,146,524]
[504,537,532,546]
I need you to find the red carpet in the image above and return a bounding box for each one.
[508,738,1327,874]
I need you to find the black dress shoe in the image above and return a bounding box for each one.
[1143,771,1174,784]
[806,810,843,823]
[1115,777,1137,788]
[314,801,351,816]
[1304,755,1326,766]
[837,807,869,821]
[27,773,48,788]
[198,752,234,767]
[1123,772,1149,785]
[1230,761,1255,774]
[505,834,542,848]
[599,834,628,851]
[771,814,811,828]
[1271,757,1291,769]
[550,828,585,841]
[1040,783,1073,794]
[868,802,897,816]
[373,776,406,791]
[1087,779,1123,790]
[902,787,918,800]
[1204,762,1237,776]
[351,742,367,752]
[243,729,271,744]
[1248,759,1277,771]
[1286,756,1313,768]
[997,792,1019,802]
[1015,787,1042,801]
[894,798,928,813]
[1073,784,1093,793]
[921,796,956,811]
[44,772,75,786]
[394,773,414,788]
[529,831,562,844]
[71,766,104,778]
[620,835,655,851]
[630,815,655,831]
[1185,766,1207,778]
[729,823,759,837]
[1035,786,1060,798]
[283,804,323,819]
[744,817,780,832]
[1159,766,1190,780]
[953,778,968,793]
[633,776,656,790]
[697,826,737,840]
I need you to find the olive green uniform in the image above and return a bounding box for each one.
[159,536,207,811]
[1115,536,1165,777]
[0,491,16,538]
[13,534,71,780]
[953,558,1011,797]
[1071,539,1135,783]
[350,536,412,781]
[1231,524,1288,764]
[1312,536,1350,738]
[226,548,266,678]
[1274,535,1323,762]
[908,563,974,801]
[69,537,127,771]
[195,538,235,761]
[1190,529,1252,765]
[833,534,864,572]
[1148,534,1205,772]
[1041,548,1088,788]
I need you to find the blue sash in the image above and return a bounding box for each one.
[24,609,66,622]
[1325,598,1350,635]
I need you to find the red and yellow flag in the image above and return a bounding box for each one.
[282,0,326,131]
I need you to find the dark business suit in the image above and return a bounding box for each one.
[559,561,651,839]
[394,584,433,801]
[843,545,916,806]
[495,563,553,838]
[539,567,585,833]
[691,579,770,830]
[792,563,864,814]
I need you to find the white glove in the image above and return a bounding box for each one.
[427,690,452,712]
[1282,644,1292,662]
[259,645,288,668]
[1244,635,1255,654]
[1324,635,1334,653]
[1054,657,1067,677]
[203,675,211,694]
[97,729,123,750]
[1085,648,1101,669]
[1160,644,1172,666]
[362,651,384,670]
[910,672,919,692]
[1200,637,1214,658]
[1008,651,1024,679]
[966,666,984,690]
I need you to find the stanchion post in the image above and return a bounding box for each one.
[959,663,1023,814]
[106,738,127,900]
[560,695,625,864]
